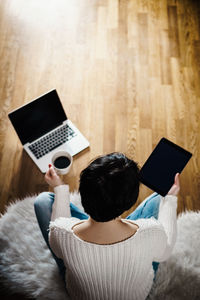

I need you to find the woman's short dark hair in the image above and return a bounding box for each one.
[79,152,140,222]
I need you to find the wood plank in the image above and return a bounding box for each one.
[160,30,172,84]
[137,13,148,65]
[168,5,180,57]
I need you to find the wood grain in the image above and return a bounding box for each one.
[0,0,200,219]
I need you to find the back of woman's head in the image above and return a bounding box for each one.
[79,152,140,222]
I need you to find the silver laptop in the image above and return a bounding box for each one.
[8,89,89,173]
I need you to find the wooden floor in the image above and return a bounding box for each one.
[0,0,200,298]
[0,0,200,215]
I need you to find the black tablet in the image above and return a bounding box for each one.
[139,138,192,196]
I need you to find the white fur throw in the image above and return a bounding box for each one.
[0,193,200,300]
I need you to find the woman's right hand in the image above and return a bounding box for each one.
[167,173,180,196]
[45,165,64,188]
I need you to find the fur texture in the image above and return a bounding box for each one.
[0,193,200,300]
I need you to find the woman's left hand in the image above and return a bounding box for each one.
[167,173,180,196]
[45,165,64,188]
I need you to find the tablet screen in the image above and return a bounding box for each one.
[139,138,192,196]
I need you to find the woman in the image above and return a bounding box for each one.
[34,152,179,300]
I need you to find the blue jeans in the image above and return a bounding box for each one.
[34,192,161,282]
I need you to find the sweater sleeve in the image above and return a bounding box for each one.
[154,195,178,262]
[49,218,80,259]
[49,226,63,259]
[51,184,71,221]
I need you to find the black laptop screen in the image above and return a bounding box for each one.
[8,90,67,145]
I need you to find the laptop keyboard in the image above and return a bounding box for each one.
[28,124,77,159]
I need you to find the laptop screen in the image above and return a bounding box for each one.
[8,89,67,145]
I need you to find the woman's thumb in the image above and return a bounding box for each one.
[174,173,179,185]
[49,166,57,177]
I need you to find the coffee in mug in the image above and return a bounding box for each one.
[54,156,71,169]
[51,150,72,175]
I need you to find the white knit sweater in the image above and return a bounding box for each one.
[49,185,177,300]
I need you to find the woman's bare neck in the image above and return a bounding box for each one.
[72,217,139,245]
